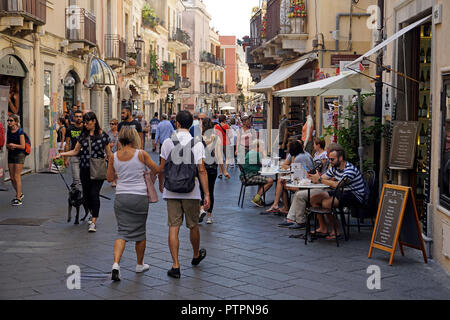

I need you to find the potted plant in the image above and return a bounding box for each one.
[142,4,158,29]
[288,0,307,33]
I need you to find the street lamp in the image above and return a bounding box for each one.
[134,36,144,53]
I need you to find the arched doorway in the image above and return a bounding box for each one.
[63,70,81,111]
[0,55,27,125]
[104,87,112,131]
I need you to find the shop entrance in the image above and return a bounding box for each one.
[0,55,27,126]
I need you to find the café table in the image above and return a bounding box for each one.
[257,168,291,206]
[285,181,329,242]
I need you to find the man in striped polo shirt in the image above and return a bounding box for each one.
[308,144,366,240]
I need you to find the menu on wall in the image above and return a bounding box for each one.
[389,121,419,169]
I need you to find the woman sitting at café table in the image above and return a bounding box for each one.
[240,139,274,208]
[265,140,314,215]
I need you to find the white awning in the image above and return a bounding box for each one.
[250,58,310,92]
[274,71,374,97]
[348,14,432,68]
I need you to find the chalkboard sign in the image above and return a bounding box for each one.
[369,184,427,265]
[389,121,419,170]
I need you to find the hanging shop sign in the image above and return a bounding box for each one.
[389,121,419,170]
[369,184,428,265]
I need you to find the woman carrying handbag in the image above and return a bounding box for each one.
[56,111,112,233]
[106,127,160,281]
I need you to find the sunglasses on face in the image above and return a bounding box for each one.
[329,158,336,162]
[7,119,14,123]
[110,123,117,125]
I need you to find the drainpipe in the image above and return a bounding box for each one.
[335,13,370,51]
[33,32,40,173]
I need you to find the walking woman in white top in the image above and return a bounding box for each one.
[106,127,160,281]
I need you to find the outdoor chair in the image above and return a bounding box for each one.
[342,170,376,238]
[237,164,266,208]
[304,177,350,247]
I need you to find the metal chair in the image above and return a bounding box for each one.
[343,170,376,238]
[304,177,350,247]
[237,164,266,208]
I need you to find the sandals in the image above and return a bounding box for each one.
[225,173,231,179]
[218,174,223,179]
[325,234,343,241]
[310,230,329,238]
[265,208,281,213]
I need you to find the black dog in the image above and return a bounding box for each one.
[68,184,89,224]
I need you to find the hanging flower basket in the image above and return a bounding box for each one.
[261,14,267,39]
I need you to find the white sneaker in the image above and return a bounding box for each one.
[136,263,150,273]
[206,217,213,224]
[199,209,207,223]
[88,222,96,232]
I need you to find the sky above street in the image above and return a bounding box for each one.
[202,0,260,40]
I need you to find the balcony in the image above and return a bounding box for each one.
[65,8,96,53]
[104,35,126,69]
[200,51,224,69]
[161,61,175,87]
[169,28,192,53]
[0,0,46,34]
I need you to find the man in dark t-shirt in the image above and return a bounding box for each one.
[118,106,143,148]
[64,110,83,190]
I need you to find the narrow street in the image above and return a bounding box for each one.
[0,151,449,300]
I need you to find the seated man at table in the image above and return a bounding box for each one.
[266,140,314,216]
[308,144,366,240]
[240,139,274,207]
[278,142,334,229]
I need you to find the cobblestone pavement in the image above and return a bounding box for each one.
[0,151,449,300]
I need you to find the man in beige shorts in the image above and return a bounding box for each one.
[159,111,210,279]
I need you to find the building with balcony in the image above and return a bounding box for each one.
[181,0,218,113]
[248,0,376,149]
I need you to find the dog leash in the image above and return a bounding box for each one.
[52,160,111,200]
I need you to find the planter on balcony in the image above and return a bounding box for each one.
[162,74,170,81]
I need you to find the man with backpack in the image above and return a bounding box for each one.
[158,110,210,279]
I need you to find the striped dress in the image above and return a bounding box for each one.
[325,162,366,203]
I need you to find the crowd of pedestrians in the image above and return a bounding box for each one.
[4,104,367,281]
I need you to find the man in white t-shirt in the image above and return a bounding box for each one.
[158,110,210,279]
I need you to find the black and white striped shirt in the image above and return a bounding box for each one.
[325,162,366,203]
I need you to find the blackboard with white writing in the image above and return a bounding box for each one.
[373,188,406,249]
[389,121,419,169]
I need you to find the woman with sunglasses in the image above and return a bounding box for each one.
[56,112,112,232]
[6,114,26,206]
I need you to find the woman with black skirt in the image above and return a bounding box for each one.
[57,111,112,232]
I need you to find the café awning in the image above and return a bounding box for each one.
[274,71,374,97]
[250,58,311,93]
[347,14,432,68]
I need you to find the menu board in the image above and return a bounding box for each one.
[389,121,419,169]
[373,188,406,248]
[369,184,427,265]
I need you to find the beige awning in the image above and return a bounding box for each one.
[250,58,311,93]
[347,14,432,68]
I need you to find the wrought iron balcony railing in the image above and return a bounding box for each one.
[170,28,192,47]
[0,0,46,25]
[104,35,126,62]
[65,7,96,46]
[265,0,307,41]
